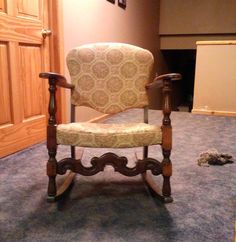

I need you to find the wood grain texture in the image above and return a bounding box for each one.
[0,116,46,157]
[48,0,66,123]
[0,14,42,43]
[162,126,172,150]
[17,0,40,19]
[0,0,6,12]
[20,45,44,119]
[8,42,23,125]
[0,0,49,158]
[0,43,12,125]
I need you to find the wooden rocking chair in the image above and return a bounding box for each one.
[39,43,181,203]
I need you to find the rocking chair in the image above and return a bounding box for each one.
[39,43,181,203]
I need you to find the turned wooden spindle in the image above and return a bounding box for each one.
[161,77,173,199]
[46,77,58,199]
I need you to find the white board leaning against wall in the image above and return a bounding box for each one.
[192,40,236,116]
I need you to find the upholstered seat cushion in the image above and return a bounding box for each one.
[57,122,162,148]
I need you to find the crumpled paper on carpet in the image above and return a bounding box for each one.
[197,148,234,166]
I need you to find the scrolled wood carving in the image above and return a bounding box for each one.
[57,152,162,177]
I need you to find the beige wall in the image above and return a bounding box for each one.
[159,0,236,49]
[160,0,236,35]
[63,0,161,121]
[193,41,236,116]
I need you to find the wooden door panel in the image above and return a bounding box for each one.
[0,14,42,43]
[0,117,46,157]
[0,42,12,126]
[17,0,40,19]
[0,0,49,157]
[19,44,44,119]
[0,0,6,13]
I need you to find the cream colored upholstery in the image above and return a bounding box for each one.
[58,43,159,149]
[66,43,154,114]
[57,122,162,148]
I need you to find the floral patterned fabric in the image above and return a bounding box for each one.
[57,122,162,148]
[66,43,154,114]
[61,43,159,149]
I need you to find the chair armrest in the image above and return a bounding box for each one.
[39,72,75,126]
[152,73,182,150]
[39,72,75,89]
[154,73,181,82]
[146,73,182,90]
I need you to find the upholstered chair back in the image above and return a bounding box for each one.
[66,43,154,114]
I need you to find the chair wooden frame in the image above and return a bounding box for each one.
[39,71,181,203]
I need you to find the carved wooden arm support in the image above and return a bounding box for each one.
[146,73,182,90]
[146,73,181,151]
[39,72,75,125]
[154,73,181,82]
[39,72,75,89]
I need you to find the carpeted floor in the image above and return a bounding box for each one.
[0,109,235,242]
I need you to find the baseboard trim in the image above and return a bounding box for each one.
[192,109,236,117]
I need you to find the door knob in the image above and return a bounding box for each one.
[41,29,52,39]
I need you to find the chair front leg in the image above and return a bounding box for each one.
[161,77,173,203]
[47,125,57,201]
[46,76,58,201]
[47,124,57,202]
[162,149,172,202]
[47,150,57,200]
[143,146,148,159]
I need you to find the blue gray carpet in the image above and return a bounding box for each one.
[0,110,235,242]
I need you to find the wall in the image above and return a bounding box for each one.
[159,0,236,49]
[63,0,162,121]
[192,41,236,116]
[158,0,236,111]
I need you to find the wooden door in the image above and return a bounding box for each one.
[0,0,51,157]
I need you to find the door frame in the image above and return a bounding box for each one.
[48,0,66,123]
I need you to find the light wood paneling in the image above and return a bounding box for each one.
[0,0,49,157]
[0,0,6,13]
[0,42,12,125]
[0,14,42,43]
[0,0,65,157]
[17,0,40,19]
[8,42,23,125]
[0,116,46,157]
[19,45,44,119]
